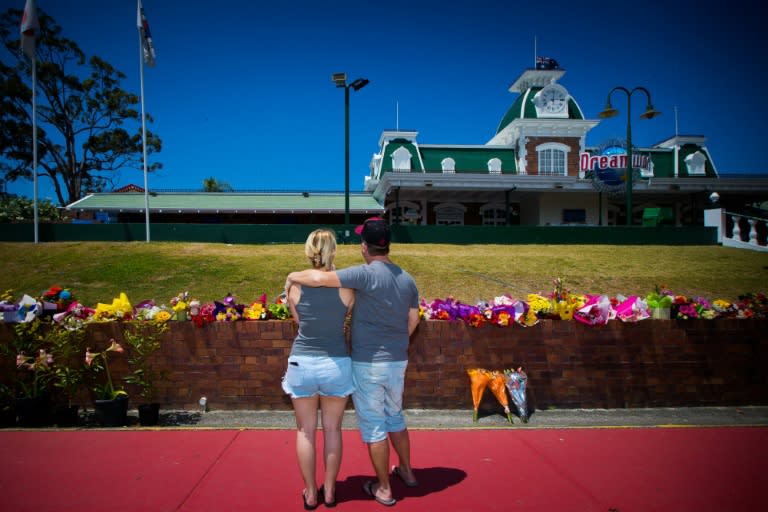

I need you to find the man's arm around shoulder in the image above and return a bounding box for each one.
[285,269,341,292]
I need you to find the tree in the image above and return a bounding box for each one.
[0,8,162,207]
[202,177,233,192]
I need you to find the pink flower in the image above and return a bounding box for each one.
[85,348,95,366]
[107,339,124,353]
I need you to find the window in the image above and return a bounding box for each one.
[536,143,569,176]
[391,147,412,172]
[441,158,456,174]
[386,201,420,224]
[562,209,586,224]
[480,203,519,225]
[435,203,466,225]
[685,151,706,176]
[487,158,502,174]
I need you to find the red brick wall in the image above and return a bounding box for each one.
[2,320,767,412]
[524,136,582,176]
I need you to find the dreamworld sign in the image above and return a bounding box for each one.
[579,144,653,194]
[579,151,652,174]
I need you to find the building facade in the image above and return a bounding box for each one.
[66,64,767,227]
[364,66,767,227]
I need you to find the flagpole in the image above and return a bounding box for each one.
[139,29,150,243]
[31,54,38,243]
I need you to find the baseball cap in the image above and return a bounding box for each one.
[354,217,390,247]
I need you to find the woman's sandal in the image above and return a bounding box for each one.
[319,485,336,508]
[302,489,319,511]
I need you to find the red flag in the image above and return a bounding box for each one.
[20,0,39,59]
[137,0,156,67]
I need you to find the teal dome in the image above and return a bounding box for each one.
[496,86,585,134]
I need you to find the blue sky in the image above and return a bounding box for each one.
[4,0,768,204]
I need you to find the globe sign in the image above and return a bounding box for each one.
[586,141,638,197]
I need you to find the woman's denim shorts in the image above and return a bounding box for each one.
[281,355,354,399]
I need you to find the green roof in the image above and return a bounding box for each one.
[67,192,384,213]
[496,86,586,134]
[419,146,517,173]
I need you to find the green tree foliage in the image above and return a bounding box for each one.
[202,177,233,192]
[0,194,61,222]
[0,7,162,207]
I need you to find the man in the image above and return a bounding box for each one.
[285,217,420,506]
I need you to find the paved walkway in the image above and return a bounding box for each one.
[1,407,767,512]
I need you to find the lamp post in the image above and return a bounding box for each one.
[598,86,660,226]
[332,73,369,236]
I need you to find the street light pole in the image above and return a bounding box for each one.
[332,73,369,237]
[598,86,660,226]
[344,84,350,227]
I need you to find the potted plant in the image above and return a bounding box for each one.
[85,338,129,427]
[0,384,16,428]
[122,320,168,426]
[646,286,674,320]
[46,324,87,427]
[5,320,54,427]
[170,291,191,321]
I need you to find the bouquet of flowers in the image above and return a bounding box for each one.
[503,367,529,423]
[170,291,191,321]
[214,294,243,322]
[467,368,513,423]
[93,292,133,322]
[133,300,172,323]
[40,285,75,313]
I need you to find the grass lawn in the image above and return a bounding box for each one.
[2,242,767,306]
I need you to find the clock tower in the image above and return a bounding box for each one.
[488,65,598,176]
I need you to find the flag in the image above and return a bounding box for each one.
[535,56,559,70]
[20,0,39,59]
[137,0,156,67]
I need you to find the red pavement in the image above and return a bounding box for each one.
[1,427,766,511]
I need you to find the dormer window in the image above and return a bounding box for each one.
[488,158,502,174]
[441,158,456,174]
[391,147,412,172]
[685,151,706,176]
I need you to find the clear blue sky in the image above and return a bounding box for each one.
[4,0,768,204]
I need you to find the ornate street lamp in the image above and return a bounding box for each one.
[332,73,369,237]
[598,86,660,226]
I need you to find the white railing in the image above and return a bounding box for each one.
[704,208,768,251]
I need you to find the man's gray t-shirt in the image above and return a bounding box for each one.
[336,260,419,363]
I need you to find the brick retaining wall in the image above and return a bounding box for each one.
[2,320,767,412]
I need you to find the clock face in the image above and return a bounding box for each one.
[540,86,567,114]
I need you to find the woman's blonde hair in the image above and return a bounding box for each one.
[304,228,337,270]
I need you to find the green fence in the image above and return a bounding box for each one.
[0,223,719,245]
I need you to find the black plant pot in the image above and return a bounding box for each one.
[15,395,52,428]
[138,403,160,426]
[53,404,81,427]
[94,395,129,427]
[0,405,16,428]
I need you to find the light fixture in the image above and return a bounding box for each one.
[598,86,661,226]
[332,72,370,236]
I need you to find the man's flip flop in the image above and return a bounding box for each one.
[362,481,396,507]
[391,466,419,488]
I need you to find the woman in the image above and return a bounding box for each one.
[283,228,355,510]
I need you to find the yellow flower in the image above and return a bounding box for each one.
[526,294,551,314]
[155,310,172,323]
[172,300,188,312]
